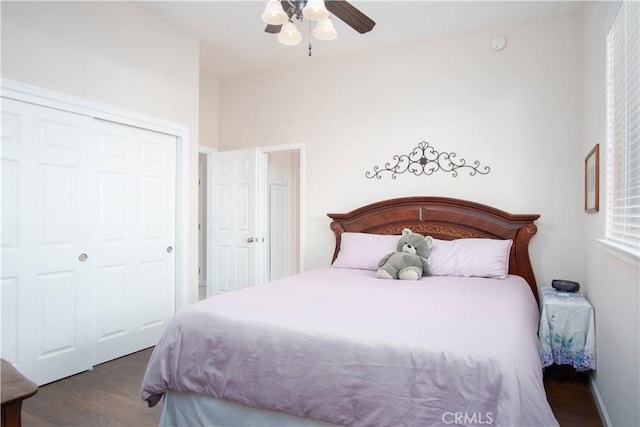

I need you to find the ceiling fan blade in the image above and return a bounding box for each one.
[265,24,283,34]
[325,0,375,34]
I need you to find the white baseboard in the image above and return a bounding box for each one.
[590,376,613,427]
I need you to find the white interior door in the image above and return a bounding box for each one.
[1,98,94,384]
[266,150,300,279]
[210,149,259,295]
[269,183,289,281]
[91,120,176,365]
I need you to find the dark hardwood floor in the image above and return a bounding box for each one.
[543,365,604,427]
[20,349,603,426]
[21,349,162,426]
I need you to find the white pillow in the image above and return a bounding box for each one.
[332,232,399,271]
[428,238,513,279]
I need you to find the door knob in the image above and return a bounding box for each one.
[78,253,88,262]
[247,237,255,243]
[167,246,173,253]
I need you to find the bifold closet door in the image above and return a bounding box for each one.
[1,98,95,384]
[91,119,176,366]
[1,99,177,385]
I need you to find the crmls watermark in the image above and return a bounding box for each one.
[441,411,494,425]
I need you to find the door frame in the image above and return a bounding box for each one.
[198,145,216,299]
[2,78,191,310]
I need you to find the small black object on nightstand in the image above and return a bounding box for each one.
[551,279,580,292]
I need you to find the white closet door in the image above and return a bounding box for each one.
[1,99,177,385]
[1,98,94,384]
[211,149,259,295]
[91,120,176,365]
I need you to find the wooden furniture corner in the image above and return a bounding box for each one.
[1,359,38,427]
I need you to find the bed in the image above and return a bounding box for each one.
[140,197,558,427]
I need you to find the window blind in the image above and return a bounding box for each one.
[606,1,640,256]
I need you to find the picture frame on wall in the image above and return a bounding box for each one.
[585,144,599,213]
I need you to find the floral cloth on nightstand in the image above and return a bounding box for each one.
[538,287,596,371]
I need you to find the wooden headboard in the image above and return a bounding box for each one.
[327,197,541,305]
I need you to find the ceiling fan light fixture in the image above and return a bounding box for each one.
[278,21,302,45]
[302,0,329,21]
[261,0,288,25]
[313,18,337,41]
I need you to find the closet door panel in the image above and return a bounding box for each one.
[0,98,94,385]
[91,120,176,365]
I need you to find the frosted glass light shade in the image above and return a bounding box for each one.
[313,18,337,40]
[278,21,302,45]
[262,0,288,25]
[302,0,329,21]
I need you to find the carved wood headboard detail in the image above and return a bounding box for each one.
[327,197,541,305]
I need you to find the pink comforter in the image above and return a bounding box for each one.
[140,267,558,427]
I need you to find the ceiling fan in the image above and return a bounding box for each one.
[261,0,376,51]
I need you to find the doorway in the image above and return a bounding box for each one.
[266,150,301,281]
[198,146,216,301]
[206,145,303,297]
[198,152,208,300]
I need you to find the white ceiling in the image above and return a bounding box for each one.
[135,1,583,79]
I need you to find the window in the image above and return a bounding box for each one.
[605,1,640,260]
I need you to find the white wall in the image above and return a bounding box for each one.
[219,12,585,293]
[582,3,640,426]
[199,68,220,148]
[1,1,202,303]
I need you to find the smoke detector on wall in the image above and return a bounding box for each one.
[490,35,507,51]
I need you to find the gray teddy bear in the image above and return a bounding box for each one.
[376,228,434,280]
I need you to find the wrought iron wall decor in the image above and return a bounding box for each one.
[365,141,490,179]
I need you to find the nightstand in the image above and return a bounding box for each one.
[537,287,596,371]
[1,359,38,427]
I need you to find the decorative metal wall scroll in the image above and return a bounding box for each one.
[365,140,490,179]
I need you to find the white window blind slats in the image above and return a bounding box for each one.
[605,1,640,257]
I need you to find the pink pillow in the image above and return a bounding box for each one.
[332,232,399,271]
[428,238,513,279]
